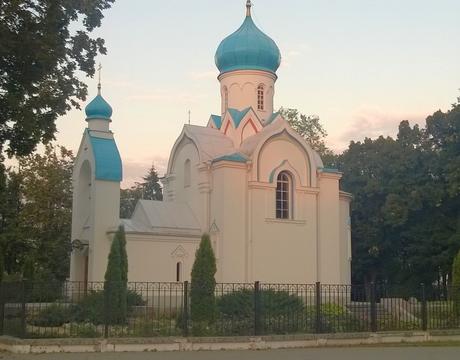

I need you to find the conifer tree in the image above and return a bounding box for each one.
[190,233,217,333]
[104,227,128,324]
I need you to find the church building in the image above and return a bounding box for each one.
[70,1,352,285]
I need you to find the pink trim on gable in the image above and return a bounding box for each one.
[241,118,259,142]
[224,120,232,135]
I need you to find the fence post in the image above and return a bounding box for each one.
[370,282,377,332]
[20,280,27,338]
[315,282,321,333]
[183,281,189,337]
[254,281,261,336]
[421,283,428,331]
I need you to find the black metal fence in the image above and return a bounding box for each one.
[0,281,459,339]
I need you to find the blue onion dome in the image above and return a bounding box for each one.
[215,4,281,75]
[85,91,113,121]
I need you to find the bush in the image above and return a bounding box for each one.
[452,251,460,316]
[73,290,146,325]
[306,303,363,333]
[218,289,304,318]
[29,304,73,327]
[217,289,305,334]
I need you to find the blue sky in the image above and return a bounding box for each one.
[53,0,460,186]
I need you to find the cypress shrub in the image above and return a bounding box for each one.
[104,226,128,325]
[453,250,460,316]
[190,233,217,335]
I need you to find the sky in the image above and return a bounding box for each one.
[48,0,460,186]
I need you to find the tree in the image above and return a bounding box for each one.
[0,0,115,157]
[120,164,163,218]
[0,170,24,275]
[190,233,217,334]
[17,144,73,281]
[104,226,128,325]
[338,99,460,288]
[278,107,337,166]
[453,251,460,315]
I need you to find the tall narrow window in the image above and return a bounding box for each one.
[257,84,264,111]
[276,171,292,219]
[176,262,182,282]
[224,86,228,111]
[184,159,191,188]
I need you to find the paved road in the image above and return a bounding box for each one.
[2,347,459,360]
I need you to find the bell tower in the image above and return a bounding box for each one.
[70,73,123,283]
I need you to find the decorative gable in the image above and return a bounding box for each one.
[171,245,188,259]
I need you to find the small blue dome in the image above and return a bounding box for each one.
[85,93,113,121]
[215,14,281,75]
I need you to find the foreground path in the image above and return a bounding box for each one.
[3,347,460,360]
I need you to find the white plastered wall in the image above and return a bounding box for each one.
[317,172,342,284]
[219,70,276,122]
[248,135,318,283]
[209,162,248,282]
[123,234,200,282]
[70,130,121,283]
[339,194,352,284]
[167,138,206,230]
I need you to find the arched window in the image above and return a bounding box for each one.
[223,86,228,111]
[276,171,292,219]
[257,84,264,111]
[184,159,191,188]
[176,262,182,282]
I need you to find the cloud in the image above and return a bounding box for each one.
[280,43,311,68]
[121,156,168,188]
[328,106,428,152]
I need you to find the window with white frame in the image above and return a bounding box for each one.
[276,171,292,219]
[257,84,264,111]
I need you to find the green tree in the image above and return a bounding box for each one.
[338,99,460,288]
[190,233,217,334]
[0,170,23,275]
[278,107,337,166]
[120,164,163,218]
[17,144,73,281]
[0,0,115,157]
[104,226,128,325]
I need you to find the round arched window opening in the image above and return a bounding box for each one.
[276,171,292,219]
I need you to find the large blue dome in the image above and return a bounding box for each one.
[215,13,281,75]
[85,93,112,121]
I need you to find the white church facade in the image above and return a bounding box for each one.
[70,2,352,285]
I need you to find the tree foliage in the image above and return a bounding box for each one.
[0,0,114,157]
[104,225,128,325]
[338,100,460,288]
[120,164,163,218]
[0,144,73,281]
[279,107,336,166]
[190,233,217,332]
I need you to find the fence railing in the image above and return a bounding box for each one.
[0,281,459,339]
